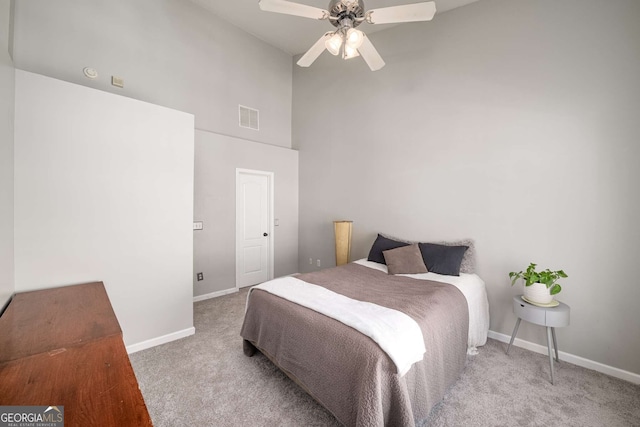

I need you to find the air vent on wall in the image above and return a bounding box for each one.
[239,105,259,131]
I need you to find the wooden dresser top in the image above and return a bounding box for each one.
[0,282,122,363]
[0,282,152,426]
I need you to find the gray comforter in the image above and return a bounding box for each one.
[240,263,469,427]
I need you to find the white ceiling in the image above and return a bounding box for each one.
[188,0,481,56]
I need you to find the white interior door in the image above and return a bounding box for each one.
[236,169,273,288]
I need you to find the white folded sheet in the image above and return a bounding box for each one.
[249,276,426,376]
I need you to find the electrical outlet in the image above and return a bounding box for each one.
[309,258,313,265]
[197,272,203,281]
[316,259,321,267]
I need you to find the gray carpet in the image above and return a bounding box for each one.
[130,289,640,426]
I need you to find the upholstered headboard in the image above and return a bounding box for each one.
[379,233,476,274]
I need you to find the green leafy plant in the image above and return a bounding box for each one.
[509,263,568,295]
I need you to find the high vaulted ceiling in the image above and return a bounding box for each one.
[188,0,481,55]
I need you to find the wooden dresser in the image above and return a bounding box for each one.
[0,282,153,426]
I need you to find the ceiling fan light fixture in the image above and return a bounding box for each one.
[345,28,364,49]
[259,0,436,71]
[343,45,359,59]
[325,32,343,56]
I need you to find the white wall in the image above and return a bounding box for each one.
[293,0,640,375]
[11,0,292,148]
[194,130,298,297]
[14,71,195,348]
[10,0,298,301]
[0,0,14,311]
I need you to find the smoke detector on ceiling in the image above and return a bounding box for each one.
[83,67,98,79]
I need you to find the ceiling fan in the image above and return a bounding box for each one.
[258,0,436,71]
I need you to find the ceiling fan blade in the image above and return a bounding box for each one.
[297,32,332,67]
[358,35,385,71]
[367,1,436,25]
[258,0,328,20]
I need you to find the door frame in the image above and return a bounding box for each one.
[235,168,274,289]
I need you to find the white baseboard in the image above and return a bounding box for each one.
[194,275,300,303]
[126,327,195,354]
[488,330,640,385]
[193,287,238,302]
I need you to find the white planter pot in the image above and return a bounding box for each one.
[524,282,553,304]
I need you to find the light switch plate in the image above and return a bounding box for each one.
[111,76,124,88]
[193,221,203,230]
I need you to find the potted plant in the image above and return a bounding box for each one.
[509,263,568,304]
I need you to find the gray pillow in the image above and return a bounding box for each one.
[380,233,476,274]
[382,244,428,275]
[367,234,409,264]
[436,239,476,274]
[418,242,468,276]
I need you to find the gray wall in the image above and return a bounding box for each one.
[10,0,298,302]
[11,0,292,148]
[194,130,299,297]
[293,0,640,375]
[0,0,14,310]
[14,70,195,348]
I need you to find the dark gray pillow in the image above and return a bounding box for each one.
[435,239,476,274]
[367,234,409,264]
[383,244,428,275]
[418,243,468,276]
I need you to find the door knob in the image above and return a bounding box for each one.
[263,233,269,237]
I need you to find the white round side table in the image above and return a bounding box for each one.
[506,295,570,384]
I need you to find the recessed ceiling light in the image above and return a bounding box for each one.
[83,67,98,79]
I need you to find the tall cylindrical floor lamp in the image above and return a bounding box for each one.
[334,220,353,266]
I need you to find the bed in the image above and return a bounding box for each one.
[241,238,490,427]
